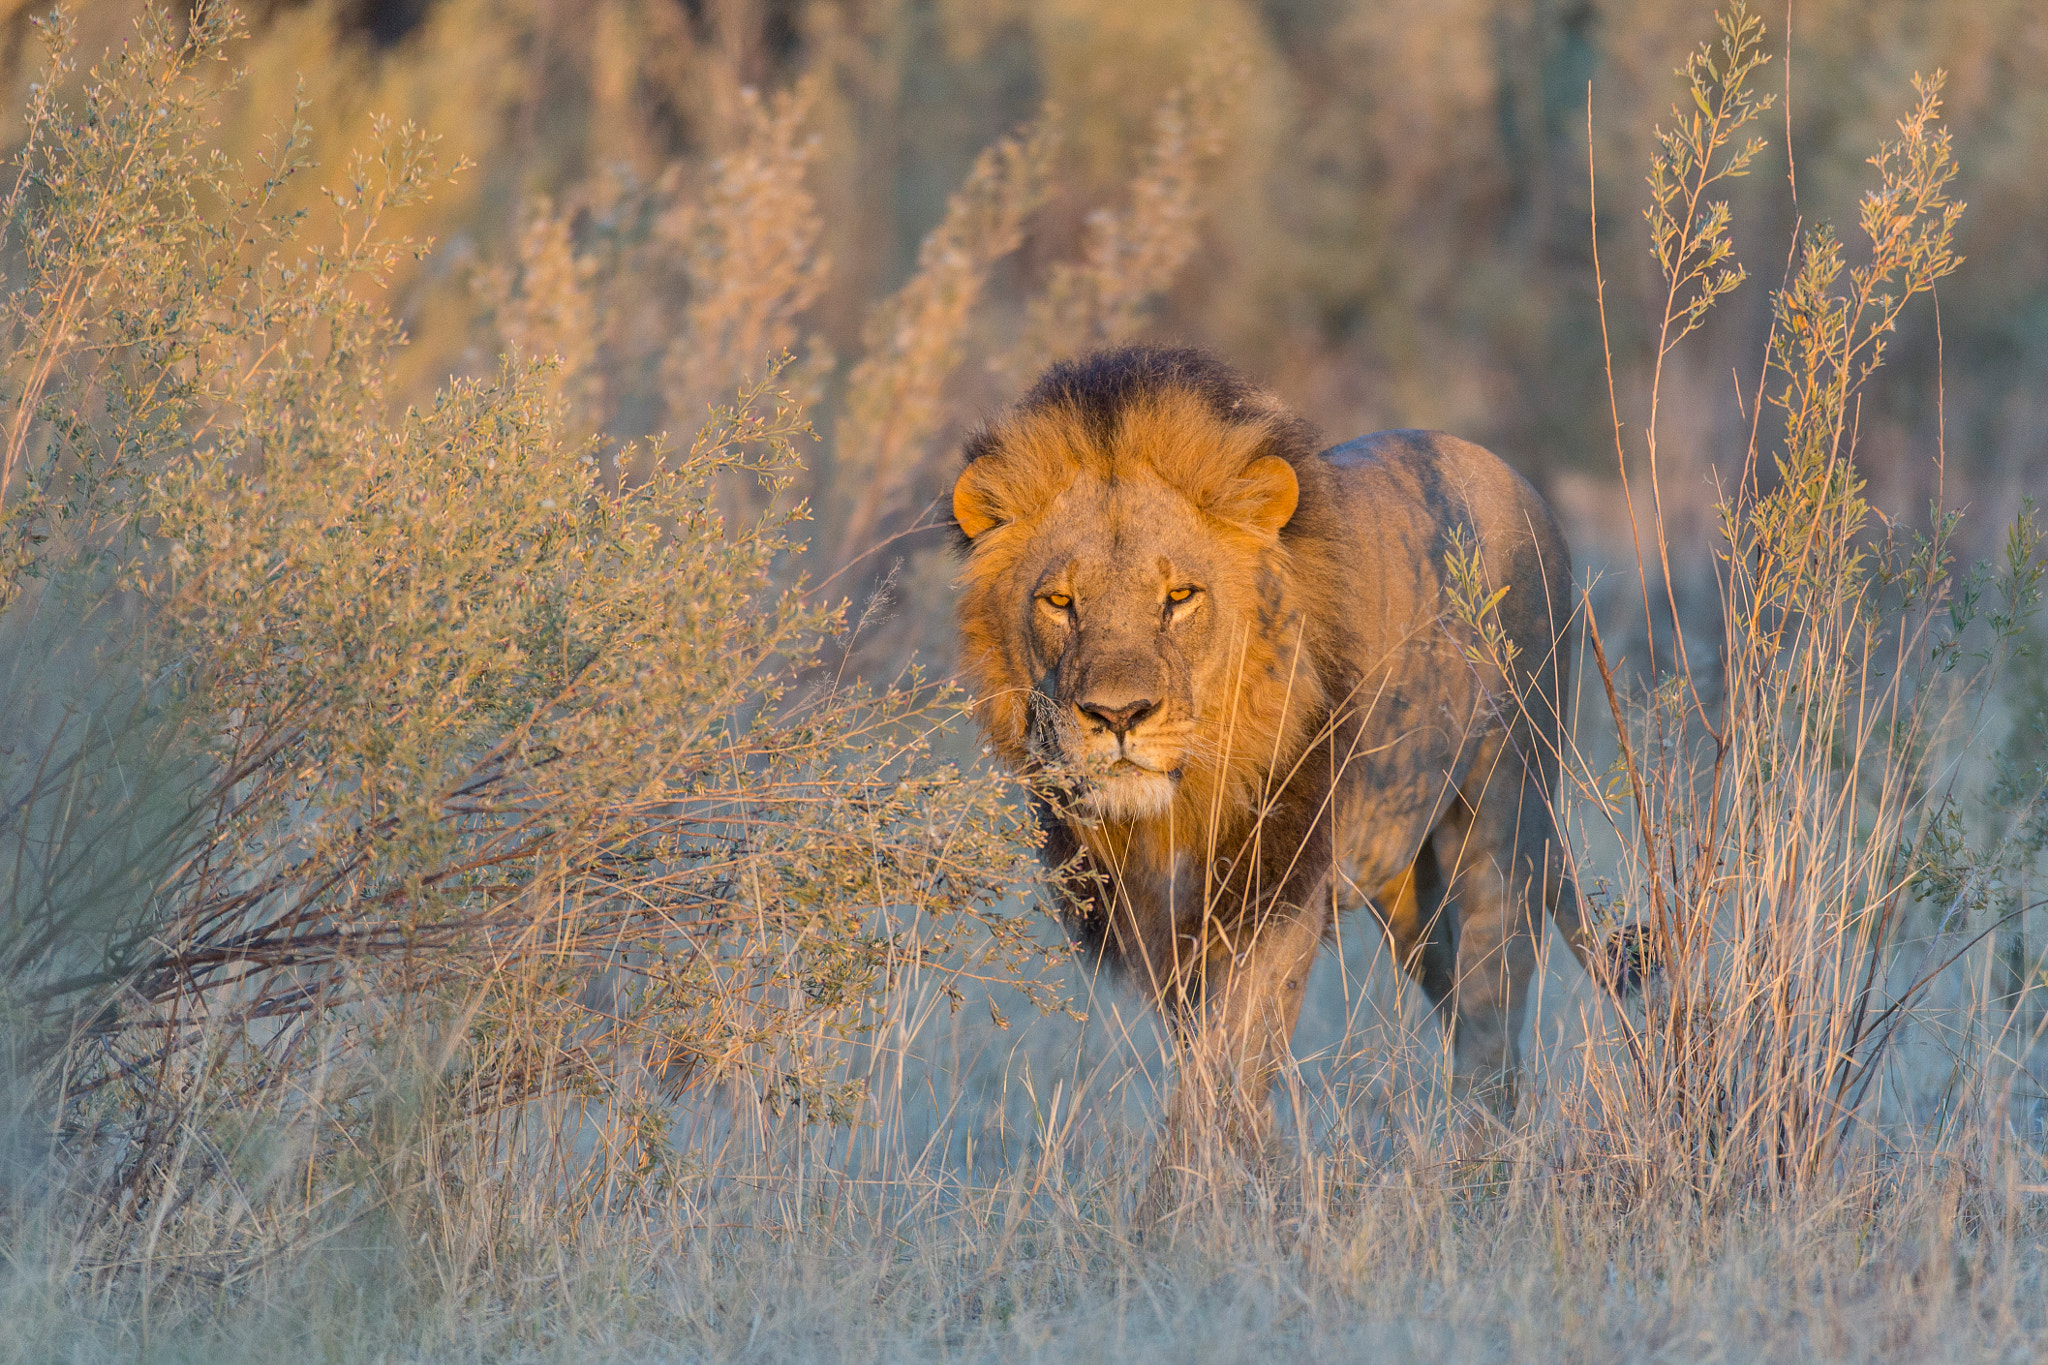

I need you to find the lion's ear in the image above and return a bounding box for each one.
[1234,455,1299,534]
[953,462,1002,540]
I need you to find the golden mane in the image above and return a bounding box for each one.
[953,388,1300,543]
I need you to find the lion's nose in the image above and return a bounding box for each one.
[1078,697,1158,737]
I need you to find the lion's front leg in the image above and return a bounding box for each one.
[1143,902,1323,1223]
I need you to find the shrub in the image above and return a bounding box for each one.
[0,3,1048,1273]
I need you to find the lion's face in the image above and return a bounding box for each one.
[1008,467,1225,821]
[953,386,1308,827]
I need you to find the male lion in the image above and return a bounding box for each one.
[952,345,1617,1143]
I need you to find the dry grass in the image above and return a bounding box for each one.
[2,946,2044,1363]
[1,4,2045,1363]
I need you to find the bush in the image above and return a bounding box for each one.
[0,3,1047,1275]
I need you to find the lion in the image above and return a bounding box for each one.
[951,345,1622,1148]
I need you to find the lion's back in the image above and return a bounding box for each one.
[1319,429,1574,667]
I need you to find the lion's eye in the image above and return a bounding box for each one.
[1044,593,1072,610]
[1166,586,1197,604]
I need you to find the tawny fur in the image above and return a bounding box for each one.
[953,345,1615,1123]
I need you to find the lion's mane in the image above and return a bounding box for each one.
[952,347,1363,976]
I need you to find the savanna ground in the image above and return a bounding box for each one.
[1,2,2046,1360]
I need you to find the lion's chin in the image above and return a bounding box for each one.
[1080,767,1178,823]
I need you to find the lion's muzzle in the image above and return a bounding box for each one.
[1019,641,1192,823]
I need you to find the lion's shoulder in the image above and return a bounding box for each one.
[1319,429,1566,563]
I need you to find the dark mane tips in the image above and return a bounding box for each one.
[1016,344,1320,467]
[1018,345,1260,440]
[951,345,1329,548]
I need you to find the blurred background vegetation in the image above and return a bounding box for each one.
[6,0,2042,648]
